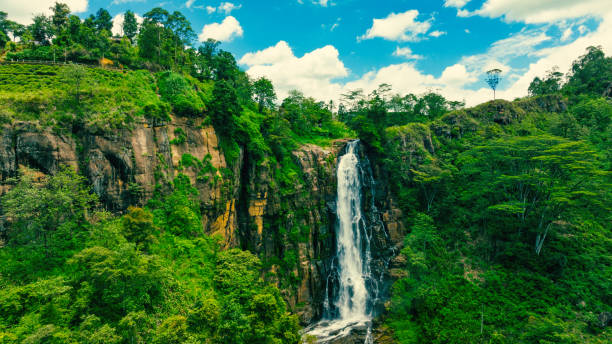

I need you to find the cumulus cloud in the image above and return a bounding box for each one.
[198,16,243,42]
[244,1,612,107]
[185,0,196,8]
[393,47,423,60]
[111,13,144,37]
[343,62,488,105]
[475,0,612,23]
[239,41,348,101]
[3,0,88,24]
[218,2,242,14]
[359,10,432,42]
[205,2,242,15]
[501,11,612,100]
[429,30,447,37]
[444,0,471,8]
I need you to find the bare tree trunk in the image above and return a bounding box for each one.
[535,222,551,255]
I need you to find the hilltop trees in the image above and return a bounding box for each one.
[528,67,563,96]
[50,2,70,34]
[122,10,138,42]
[528,46,612,100]
[253,77,276,112]
[2,3,201,71]
[485,68,502,99]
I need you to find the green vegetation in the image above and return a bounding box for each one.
[1,2,610,342]
[339,46,611,343]
[0,168,300,343]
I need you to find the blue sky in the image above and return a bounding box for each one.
[3,0,612,104]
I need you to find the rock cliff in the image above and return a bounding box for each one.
[0,118,406,327]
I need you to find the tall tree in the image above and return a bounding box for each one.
[166,11,195,67]
[208,80,241,137]
[50,2,71,34]
[94,8,113,33]
[485,69,502,100]
[29,14,52,45]
[528,67,564,96]
[252,77,276,112]
[564,46,612,97]
[122,10,138,41]
[0,11,10,47]
[141,8,171,66]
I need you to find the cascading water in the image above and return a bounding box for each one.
[305,140,376,344]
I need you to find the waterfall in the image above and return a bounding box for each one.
[305,140,377,343]
[334,140,370,320]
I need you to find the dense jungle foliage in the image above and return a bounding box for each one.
[0,4,350,344]
[1,2,611,344]
[353,46,611,343]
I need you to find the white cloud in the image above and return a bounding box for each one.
[475,0,612,23]
[359,10,432,42]
[198,16,243,42]
[343,62,488,105]
[465,29,471,33]
[205,2,242,15]
[444,0,471,8]
[218,2,242,15]
[185,0,196,8]
[3,0,88,24]
[501,11,612,100]
[457,9,472,17]
[393,47,423,60]
[313,0,329,6]
[560,27,573,41]
[244,1,612,108]
[240,41,295,66]
[429,30,447,37]
[239,41,348,101]
[111,13,144,37]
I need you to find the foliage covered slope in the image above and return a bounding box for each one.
[350,48,612,344]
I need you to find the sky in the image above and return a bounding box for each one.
[2,0,612,105]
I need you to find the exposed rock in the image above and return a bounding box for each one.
[0,122,404,329]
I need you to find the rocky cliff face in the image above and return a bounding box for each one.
[0,119,406,327]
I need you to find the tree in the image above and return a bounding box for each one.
[121,207,155,250]
[564,46,612,98]
[167,11,195,67]
[29,14,52,45]
[485,69,502,100]
[94,8,113,33]
[50,2,71,35]
[252,77,276,112]
[209,80,241,137]
[1,166,97,254]
[7,20,26,42]
[122,10,138,41]
[140,8,171,67]
[143,7,169,25]
[0,11,10,47]
[212,50,239,81]
[528,67,564,96]
[62,64,88,105]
